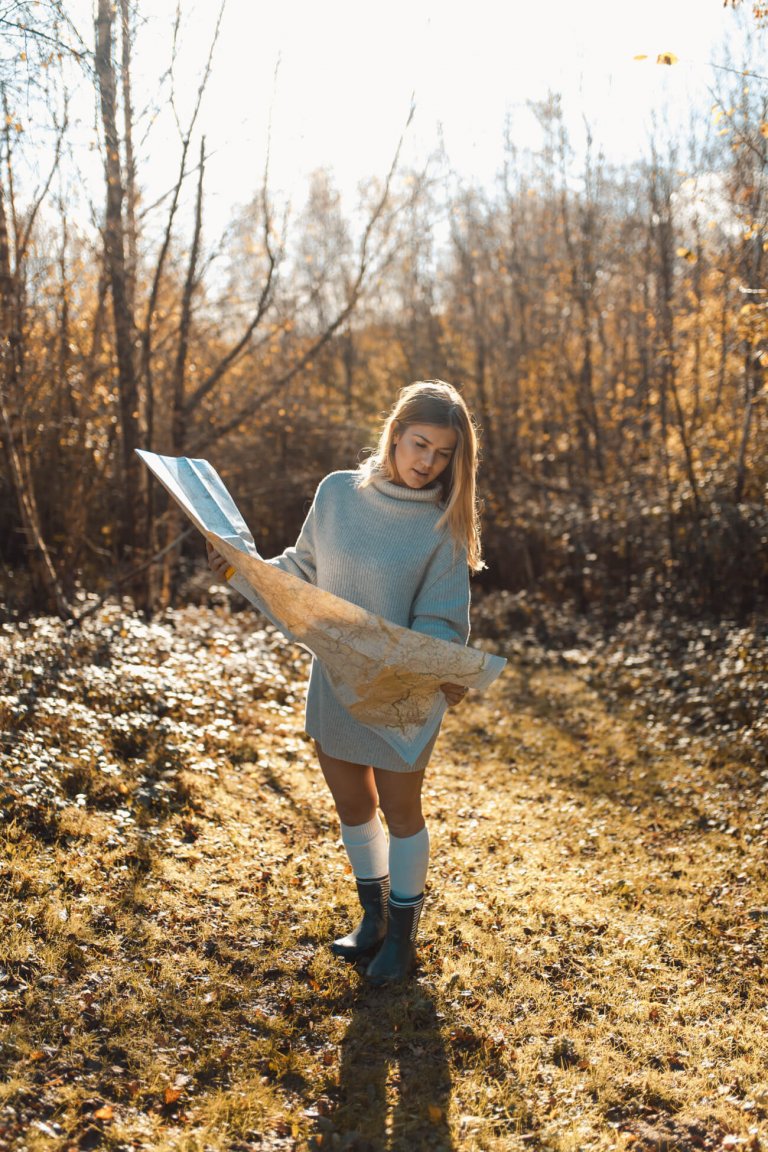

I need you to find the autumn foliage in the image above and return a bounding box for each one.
[0,5,766,623]
[1,601,766,1149]
[1,10,767,1151]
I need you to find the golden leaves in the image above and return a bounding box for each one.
[633,52,679,66]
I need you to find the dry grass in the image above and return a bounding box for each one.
[0,600,766,1152]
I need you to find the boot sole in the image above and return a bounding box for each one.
[329,940,385,960]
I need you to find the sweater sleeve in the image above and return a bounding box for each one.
[226,486,319,636]
[409,536,471,646]
[264,490,319,585]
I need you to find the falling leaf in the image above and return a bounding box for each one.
[428,1104,444,1122]
[657,52,679,65]
[633,54,649,60]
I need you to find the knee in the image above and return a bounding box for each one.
[380,805,425,840]
[335,798,378,827]
[315,744,378,827]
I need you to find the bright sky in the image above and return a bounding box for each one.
[57,0,758,232]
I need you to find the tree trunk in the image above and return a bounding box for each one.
[0,171,71,616]
[734,354,760,503]
[94,0,146,581]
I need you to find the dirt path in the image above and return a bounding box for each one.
[1,607,766,1152]
[143,648,768,1151]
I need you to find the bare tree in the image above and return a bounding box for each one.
[0,76,71,613]
[94,0,144,568]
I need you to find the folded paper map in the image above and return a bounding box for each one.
[137,450,506,764]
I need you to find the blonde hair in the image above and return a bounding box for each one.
[359,380,484,572]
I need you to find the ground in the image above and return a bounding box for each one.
[0,597,766,1152]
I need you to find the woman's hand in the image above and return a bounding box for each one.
[206,540,233,580]
[441,682,468,708]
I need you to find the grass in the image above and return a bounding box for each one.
[0,598,766,1151]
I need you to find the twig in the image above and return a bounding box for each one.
[67,526,195,629]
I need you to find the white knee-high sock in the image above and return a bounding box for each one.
[389,826,430,901]
[340,815,389,880]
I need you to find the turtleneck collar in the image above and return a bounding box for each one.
[366,470,444,504]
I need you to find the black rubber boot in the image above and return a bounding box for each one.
[330,876,390,960]
[364,894,424,986]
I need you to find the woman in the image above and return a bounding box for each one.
[208,380,484,985]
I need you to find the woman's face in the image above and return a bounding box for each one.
[392,423,458,489]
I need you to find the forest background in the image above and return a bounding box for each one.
[1,6,767,1149]
[0,0,766,625]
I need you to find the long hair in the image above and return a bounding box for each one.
[359,380,484,572]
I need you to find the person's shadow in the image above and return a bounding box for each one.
[331,981,454,1151]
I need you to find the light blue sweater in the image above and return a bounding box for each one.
[264,469,471,772]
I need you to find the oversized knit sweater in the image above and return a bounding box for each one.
[262,469,471,773]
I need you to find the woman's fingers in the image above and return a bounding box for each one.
[206,542,231,578]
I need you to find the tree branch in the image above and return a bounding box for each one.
[187,100,416,450]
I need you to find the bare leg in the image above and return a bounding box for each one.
[373,767,425,839]
[365,767,428,986]
[316,743,388,959]
[315,742,378,826]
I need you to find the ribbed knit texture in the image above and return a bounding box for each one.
[340,815,389,880]
[389,826,430,900]
[264,470,471,772]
